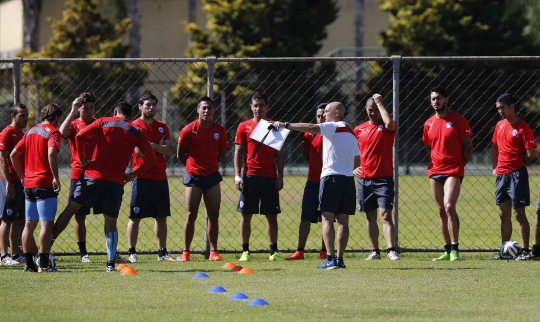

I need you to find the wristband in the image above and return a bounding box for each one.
[235,176,243,184]
[285,122,290,129]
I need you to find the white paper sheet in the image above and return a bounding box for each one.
[249,119,291,151]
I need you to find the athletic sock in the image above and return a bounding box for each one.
[336,257,344,262]
[521,247,530,253]
[321,239,327,252]
[373,249,381,255]
[158,248,167,257]
[444,244,451,254]
[450,243,459,252]
[297,248,304,252]
[242,243,249,252]
[270,243,278,255]
[532,244,540,256]
[24,252,37,270]
[326,255,334,262]
[106,260,115,268]
[387,247,395,253]
[128,247,136,255]
[77,241,88,256]
[105,231,118,263]
[1,254,7,260]
[39,253,49,268]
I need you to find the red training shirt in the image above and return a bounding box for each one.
[68,118,97,179]
[354,121,396,179]
[132,118,171,181]
[178,120,228,177]
[75,117,155,185]
[0,125,24,181]
[14,123,61,188]
[492,118,537,175]
[235,119,277,178]
[302,132,323,182]
[422,110,473,178]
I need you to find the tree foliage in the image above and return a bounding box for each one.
[18,0,146,117]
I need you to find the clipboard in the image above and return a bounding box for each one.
[249,119,290,151]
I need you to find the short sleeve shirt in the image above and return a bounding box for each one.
[354,121,396,179]
[234,119,277,178]
[0,125,24,181]
[302,132,323,182]
[492,118,537,175]
[68,118,97,179]
[319,121,360,177]
[132,118,171,180]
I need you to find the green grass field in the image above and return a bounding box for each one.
[49,175,540,255]
[2,253,540,321]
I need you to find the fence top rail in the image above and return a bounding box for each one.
[401,56,540,61]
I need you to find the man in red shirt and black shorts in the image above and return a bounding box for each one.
[70,102,155,272]
[286,103,327,261]
[235,92,285,262]
[422,87,473,262]
[127,93,175,263]
[11,104,62,272]
[177,96,228,261]
[354,94,399,261]
[0,103,28,266]
[492,93,536,260]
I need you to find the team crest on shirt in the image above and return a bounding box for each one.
[446,122,453,128]
[6,209,12,216]
[512,129,518,137]
[377,125,383,131]
[214,133,219,140]
[133,207,140,214]
[158,127,164,133]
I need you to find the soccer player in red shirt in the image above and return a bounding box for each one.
[235,92,285,261]
[51,93,100,263]
[11,104,63,272]
[354,94,399,261]
[422,87,473,262]
[177,96,228,261]
[0,103,28,266]
[286,103,327,261]
[70,102,155,272]
[127,93,175,263]
[492,93,536,260]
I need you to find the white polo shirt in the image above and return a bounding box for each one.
[319,121,360,177]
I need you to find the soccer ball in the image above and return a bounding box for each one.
[34,253,57,268]
[500,241,520,259]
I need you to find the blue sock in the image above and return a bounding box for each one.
[105,231,118,263]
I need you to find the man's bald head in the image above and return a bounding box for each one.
[325,102,345,122]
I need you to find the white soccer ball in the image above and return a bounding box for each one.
[500,241,520,259]
[34,253,57,268]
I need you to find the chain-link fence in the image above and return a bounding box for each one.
[1,56,540,255]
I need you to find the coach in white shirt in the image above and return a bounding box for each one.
[273,102,360,269]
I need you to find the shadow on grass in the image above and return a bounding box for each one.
[366,267,484,271]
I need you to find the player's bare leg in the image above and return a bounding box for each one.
[22,220,38,270]
[74,214,86,243]
[265,214,278,245]
[184,186,203,251]
[127,218,141,250]
[297,220,311,249]
[366,209,379,250]
[203,184,220,251]
[52,201,83,239]
[0,220,11,257]
[498,200,513,243]
[380,208,395,249]
[335,213,349,258]
[39,221,54,254]
[11,220,24,257]
[532,210,540,257]
[321,212,336,256]
[513,207,530,249]
[240,213,253,244]
[154,217,167,250]
[430,179,451,245]
[443,177,461,244]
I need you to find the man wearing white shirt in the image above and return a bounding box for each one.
[273,102,360,269]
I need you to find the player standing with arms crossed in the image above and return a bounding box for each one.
[235,92,285,261]
[354,94,399,261]
[423,87,473,262]
[177,96,228,261]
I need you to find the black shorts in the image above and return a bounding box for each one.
[69,179,103,215]
[430,174,463,184]
[130,178,171,219]
[301,181,321,223]
[495,166,530,209]
[237,175,281,215]
[318,175,356,215]
[183,171,223,191]
[357,177,394,213]
[72,177,124,218]
[0,180,25,221]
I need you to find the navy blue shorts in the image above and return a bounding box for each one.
[69,179,103,215]
[0,180,25,221]
[495,166,530,209]
[183,171,223,191]
[237,175,281,215]
[318,175,356,215]
[130,178,171,218]
[430,174,463,184]
[357,177,394,213]
[301,181,321,223]
[72,177,124,218]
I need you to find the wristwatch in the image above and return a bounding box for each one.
[285,122,290,129]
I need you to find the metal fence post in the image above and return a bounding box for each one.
[391,55,401,250]
[12,58,21,105]
[203,56,217,259]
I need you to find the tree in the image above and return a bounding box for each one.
[187,0,197,48]
[18,0,146,117]
[373,0,540,162]
[22,0,43,52]
[171,0,341,133]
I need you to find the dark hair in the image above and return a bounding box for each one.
[251,92,268,104]
[496,93,516,106]
[197,96,214,107]
[138,93,158,106]
[316,103,327,111]
[11,103,27,116]
[40,104,63,122]
[79,92,95,104]
[114,102,133,118]
[431,86,448,98]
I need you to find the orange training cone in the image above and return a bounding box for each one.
[222,262,236,269]
[230,265,243,272]
[121,267,138,276]
[238,267,254,274]
[117,264,130,270]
